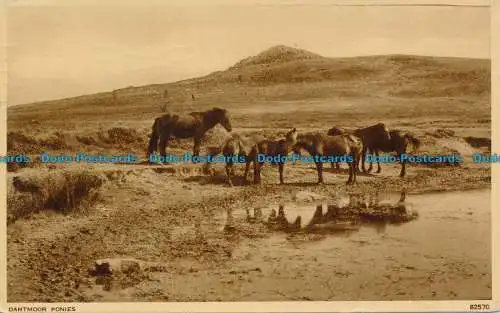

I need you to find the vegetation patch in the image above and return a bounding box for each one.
[8,170,105,224]
[464,136,491,149]
[8,131,69,153]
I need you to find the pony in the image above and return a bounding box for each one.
[352,123,392,173]
[326,126,363,172]
[147,107,232,160]
[220,129,297,186]
[251,133,296,185]
[220,132,265,186]
[366,130,421,177]
[286,129,363,185]
[348,123,420,177]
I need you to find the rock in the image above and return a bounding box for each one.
[93,258,142,276]
[293,191,325,202]
[152,167,176,175]
[12,176,42,193]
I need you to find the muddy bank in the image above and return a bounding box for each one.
[7,164,490,302]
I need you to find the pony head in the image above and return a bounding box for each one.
[212,107,232,132]
[285,128,301,155]
[285,127,298,145]
[327,126,344,136]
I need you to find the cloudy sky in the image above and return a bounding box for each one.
[6,0,490,105]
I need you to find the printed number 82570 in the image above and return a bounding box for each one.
[470,304,490,310]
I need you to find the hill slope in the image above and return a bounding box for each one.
[7,45,490,127]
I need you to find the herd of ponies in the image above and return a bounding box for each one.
[146,107,421,186]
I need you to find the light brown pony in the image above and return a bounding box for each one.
[286,129,363,185]
[147,107,232,160]
[326,126,363,172]
[221,132,265,186]
[251,131,297,185]
[217,129,297,186]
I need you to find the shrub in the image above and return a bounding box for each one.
[8,170,105,223]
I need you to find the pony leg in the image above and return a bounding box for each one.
[226,163,234,186]
[375,150,382,173]
[147,118,160,159]
[316,161,324,184]
[356,152,362,173]
[193,138,201,159]
[346,164,353,185]
[352,154,358,184]
[352,163,356,184]
[244,161,250,178]
[399,153,406,177]
[347,157,353,184]
[253,162,263,184]
[202,161,212,175]
[346,153,354,185]
[279,163,284,184]
[258,162,265,184]
[367,148,373,173]
[147,137,158,160]
[244,160,253,184]
[158,135,169,163]
[361,147,368,173]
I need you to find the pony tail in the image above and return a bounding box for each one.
[147,118,160,157]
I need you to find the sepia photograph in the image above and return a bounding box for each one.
[1,0,497,311]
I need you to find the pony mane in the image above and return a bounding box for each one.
[295,132,318,149]
[211,107,227,114]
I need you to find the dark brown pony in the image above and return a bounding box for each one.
[352,123,391,173]
[147,107,232,160]
[287,130,363,185]
[367,130,421,177]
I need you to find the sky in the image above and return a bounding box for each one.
[6,0,491,105]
